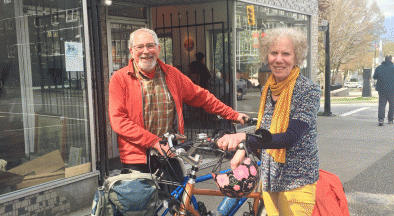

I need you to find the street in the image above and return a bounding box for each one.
[237,90,384,124]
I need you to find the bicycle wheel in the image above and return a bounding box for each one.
[239,201,265,216]
[183,201,211,216]
[197,201,208,215]
[196,201,224,216]
[256,202,266,216]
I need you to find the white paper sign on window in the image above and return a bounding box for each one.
[65,42,84,72]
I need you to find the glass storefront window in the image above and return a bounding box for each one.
[235,2,310,120]
[110,22,145,74]
[108,5,147,19]
[235,2,310,84]
[0,0,91,195]
[158,34,173,66]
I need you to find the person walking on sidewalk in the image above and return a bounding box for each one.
[108,28,248,174]
[373,55,394,126]
[216,27,321,216]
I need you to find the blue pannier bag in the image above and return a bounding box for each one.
[91,170,159,216]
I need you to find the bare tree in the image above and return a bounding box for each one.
[383,41,394,56]
[318,0,385,84]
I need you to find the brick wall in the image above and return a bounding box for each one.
[0,175,97,216]
[0,191,71,216]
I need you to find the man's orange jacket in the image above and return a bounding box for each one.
[109,58,239,164]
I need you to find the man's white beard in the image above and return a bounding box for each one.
[138,58,157,73]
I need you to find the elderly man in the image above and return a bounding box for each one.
[373,55,394,126]
[108,28,247,173]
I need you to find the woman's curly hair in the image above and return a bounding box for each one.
[259,27,308,66]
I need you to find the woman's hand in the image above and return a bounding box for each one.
[230,149,246,170]
[216,133,246,152]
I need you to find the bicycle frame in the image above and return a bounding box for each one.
[157,119,263,216]
[157,161,263,216]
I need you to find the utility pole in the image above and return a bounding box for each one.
[323,22,332,116]
[319,20,332,116]
[362,68,372,97]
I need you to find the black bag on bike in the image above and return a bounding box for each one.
[148,155,186,196]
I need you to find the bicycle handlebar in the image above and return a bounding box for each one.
[162,117,261,160]
[163,132,187,148]
[243,117,258,125]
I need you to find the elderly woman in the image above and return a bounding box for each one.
[217,27,321,215]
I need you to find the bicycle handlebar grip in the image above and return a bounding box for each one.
[174,134,187,141]
[242,116,258,125]
[163,133,187,148]
[167,134,175,148]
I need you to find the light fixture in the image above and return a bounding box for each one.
[102,0,112,6]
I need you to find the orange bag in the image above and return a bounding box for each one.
[312,169,350,216]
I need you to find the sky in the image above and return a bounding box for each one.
[373,0,394,40]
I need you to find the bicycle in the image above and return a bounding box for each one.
[153,118,269,216]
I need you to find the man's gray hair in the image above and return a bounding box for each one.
[385,55,392,62]
[129,28,160,49]
[259,27,308,66]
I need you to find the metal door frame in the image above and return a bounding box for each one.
[105,16,147,158]
[106,16,147,78]
[155,15,231,139]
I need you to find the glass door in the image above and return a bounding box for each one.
[108,20,146,76]
[107,19,146,157]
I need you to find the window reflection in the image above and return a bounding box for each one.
[0,0,91,195]
[235,2,310,119]
[235,2,309,84]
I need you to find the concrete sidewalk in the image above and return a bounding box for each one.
[316,115,394,215]
[326,87,379,99]
[239,113,394,215]
[71,90,393,215]
[71,114,394,216]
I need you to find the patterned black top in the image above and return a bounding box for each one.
[259,75,321,192]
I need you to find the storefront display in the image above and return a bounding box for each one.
[0,0,92,196]
[0,0,318,215]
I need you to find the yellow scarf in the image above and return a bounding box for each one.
[256,66,300,163]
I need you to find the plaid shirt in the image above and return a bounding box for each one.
[134,61,175,137]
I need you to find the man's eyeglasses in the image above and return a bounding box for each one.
[132,43,157,51]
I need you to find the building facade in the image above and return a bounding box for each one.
[0,0,318,215]
[0,1,98,215]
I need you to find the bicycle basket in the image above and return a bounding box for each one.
[212,149,260,198]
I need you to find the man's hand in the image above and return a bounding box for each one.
[236,113,249,125]
[230,149,246,170]
[152,141,174,157]
[216,133,246,152]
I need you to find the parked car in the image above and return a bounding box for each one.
[344,81,363,89]
[236,79,247,100]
